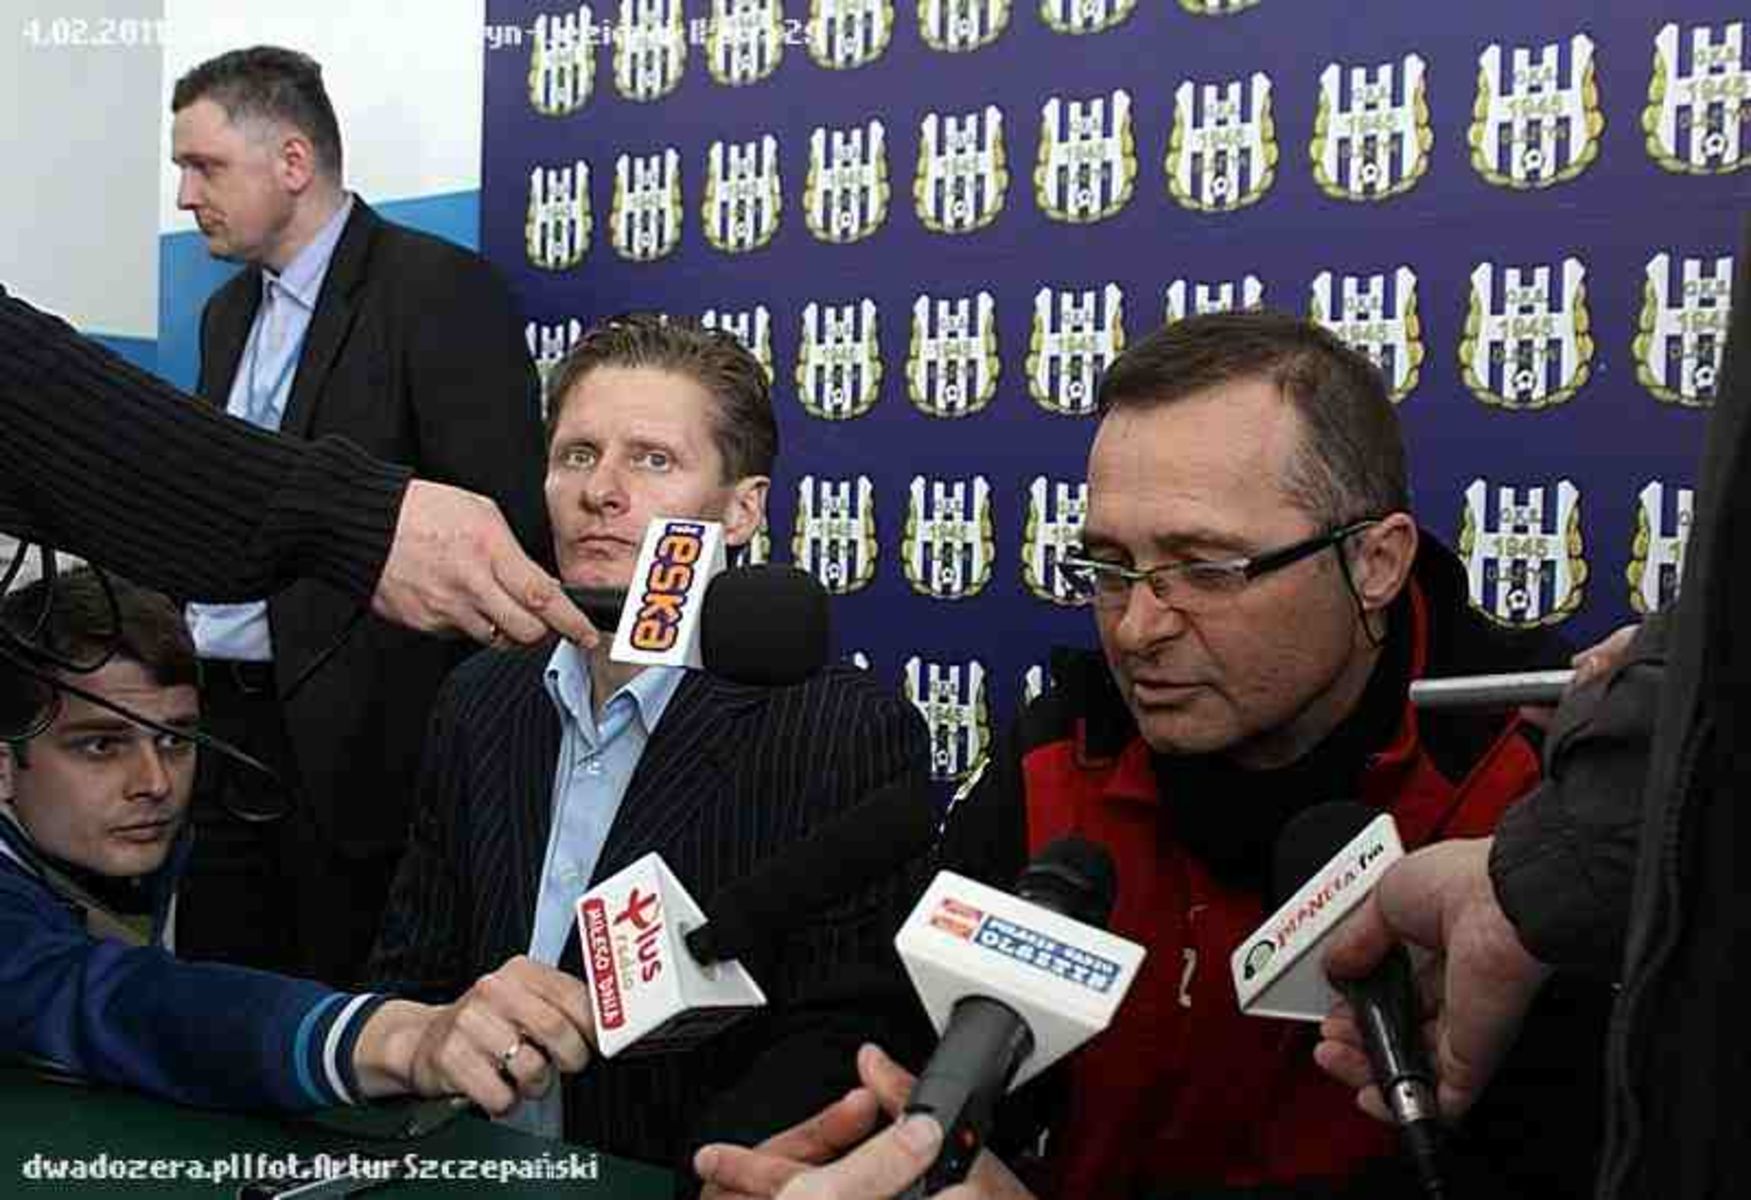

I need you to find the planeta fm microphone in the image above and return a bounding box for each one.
[1274,802,1446,1199]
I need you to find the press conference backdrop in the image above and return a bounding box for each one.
[479,0,1749,787]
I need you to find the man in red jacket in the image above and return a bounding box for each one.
[935,310,1606,1198]
[700,310,1608,1200]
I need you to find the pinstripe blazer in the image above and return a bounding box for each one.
[366,645,935,1180]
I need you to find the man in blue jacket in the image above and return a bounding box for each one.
[0,568,596,1114]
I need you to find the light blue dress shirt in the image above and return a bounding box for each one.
[188,194,355,663]
[506,641,683,1137]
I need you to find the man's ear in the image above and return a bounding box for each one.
[1349,513,1418,615]
[722,476,770,548]
[0,744,15,804]
[276,128,322,196]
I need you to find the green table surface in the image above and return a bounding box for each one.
[0,1068,675,1197]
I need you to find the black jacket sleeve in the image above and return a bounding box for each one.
[1490,614,1669,975]
[0,285,408,603]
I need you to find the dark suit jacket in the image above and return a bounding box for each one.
[195,199,550,854]
[366,648,935,1181]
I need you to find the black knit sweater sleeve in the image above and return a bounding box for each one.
[0,286,408,603]
[1489,614,1669,975]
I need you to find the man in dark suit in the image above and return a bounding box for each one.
[167,47,550,986]
[366,315,933,1182]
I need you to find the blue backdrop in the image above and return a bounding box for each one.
[479,0,1749,784]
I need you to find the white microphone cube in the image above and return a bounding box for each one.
[895,870,1146,1089]
[577,853,766,1058]
[1230,813,1405,1023]
[609,518,728,672]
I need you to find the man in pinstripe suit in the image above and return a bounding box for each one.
[366,315,934,1183]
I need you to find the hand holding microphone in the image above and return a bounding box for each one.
[897,838,1144,1194]
[695,1044,1035,1200]
[351,955,597,1116]
[1315,836,1553,1127]
[696,838,1144,1200]
[1407,621,1642,731]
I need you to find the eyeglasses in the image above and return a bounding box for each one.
[1059,520,1378,613]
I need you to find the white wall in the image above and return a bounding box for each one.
[1,0,164,337]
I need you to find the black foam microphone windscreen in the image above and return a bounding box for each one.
[700,565,829,687]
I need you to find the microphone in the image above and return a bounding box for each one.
[896,838,1146,1191]
[1407,669,1573,709]
[576,779,940,1058]
[599,517,829,686]
[1270,803,1445,1198]
[683,778,941,966]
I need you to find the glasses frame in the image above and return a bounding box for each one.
[1060,519,1380,611]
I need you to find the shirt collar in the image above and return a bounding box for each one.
[543,639,685,734]
[264,192,354,310]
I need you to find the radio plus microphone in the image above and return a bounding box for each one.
[597,517,829,686]
[576,779,939,1058]
[896,838,1146,1193]
[1261,803,1444,1198]
[1407,669,1573,709]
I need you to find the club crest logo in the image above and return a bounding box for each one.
[1035,91,1137,224]
[1168,72,1278,212]
[1645,23,1750,175]
[792,475,879,593]
[703,134,782,253]
[1021,663,1050,706]
[1460,258,1593,410]
[1310,267,1424,403]
[525,162,591,270]
[918,0,1008,53]
[1311,54,1432,201]
[1021,476,1089,606]
[706,0,784,84]
[908,292,999,418]
[1027,284,1125,416]
[904,657,992,783]
[701,305,775,381]
[1634,252,1734,407]
[903,476,995,600]
[1458,479,1588,628]
[613,0,687,100]
[610,148,683,261]
[797,300,883,419]
[1165,276,1264,323]
[916,106,1008,234]
[1629,481,1693,615]
[1178,0,1261,12]
[806,120,890,243]
[1469,34,1603,189]
[528,6,595,115]
[808,0,894,69]
[1040,0,1134,37]
[525,318,584,409]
